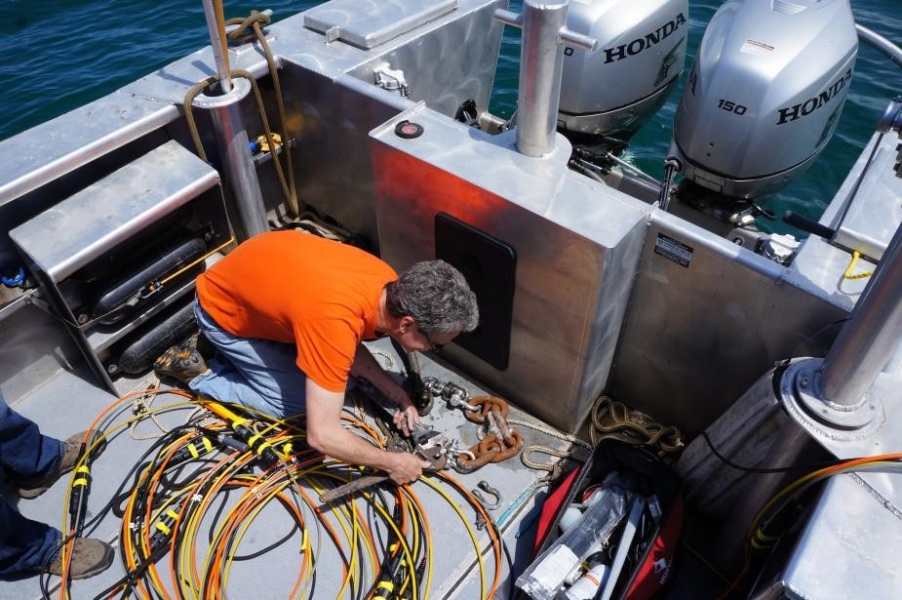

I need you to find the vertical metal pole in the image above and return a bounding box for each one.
[496,0,595,157]
[194,0,269,240]
[820,222,902,406]
[201,0,233,93]
[516,0,570,157]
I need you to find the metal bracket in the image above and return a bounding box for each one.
[374,65,410,98]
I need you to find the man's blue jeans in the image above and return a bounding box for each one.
[189,301,308,420]
[0,390,63,577]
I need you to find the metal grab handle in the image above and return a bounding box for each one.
[494,9,597,51]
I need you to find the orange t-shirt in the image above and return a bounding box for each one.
[195,231,397,392]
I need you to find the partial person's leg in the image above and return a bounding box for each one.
[189,302,307,419]
[0,390,62,479]
[0,496,60,577]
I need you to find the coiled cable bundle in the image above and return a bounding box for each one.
[47,387,508,599]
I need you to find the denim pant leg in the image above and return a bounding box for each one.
[189,302,308,420]
[0,390,62,480]
[0,497,60,577]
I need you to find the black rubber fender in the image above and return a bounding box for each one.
[92,237,206,324]
[115,299,197,375]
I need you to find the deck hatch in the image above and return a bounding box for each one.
[303,0,458,49]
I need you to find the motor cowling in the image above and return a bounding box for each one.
[558,0,689,142]
[669,0,858,201]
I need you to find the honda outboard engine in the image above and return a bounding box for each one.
[558,0,689,144]
[668,0,858,201]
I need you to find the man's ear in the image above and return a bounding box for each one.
[398,315,416,332]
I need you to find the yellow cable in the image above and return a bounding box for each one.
[61,387,508,598]
[158,237,235,286]
[358,486,420,599]
[218,477,308,594]
[844,250,874,280]
[421,476,487,598]
[724,456,902,599]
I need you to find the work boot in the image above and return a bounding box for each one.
[17,430,103,499]
[46,538,114,580]
[154,345,207,384]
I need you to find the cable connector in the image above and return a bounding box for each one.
[68,465,92,535]
[150,508,181,547]
[200,401,279,468]
[234,424,279,468]
[171,433,215,464]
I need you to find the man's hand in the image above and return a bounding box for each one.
[351,343,423,435]
[392,401,421,437]
[386,451,432,485]
[306,379,430,486]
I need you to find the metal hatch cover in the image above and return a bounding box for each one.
[303,0,458,49]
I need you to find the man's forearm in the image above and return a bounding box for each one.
[315,424,396,471]
[303,380,384,466]
[350,344,409,407]
[304,378,423,483]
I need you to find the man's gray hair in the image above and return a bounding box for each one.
[385,260,479,334]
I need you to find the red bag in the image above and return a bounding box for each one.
[624,493,682,599]
[531,439,683,600]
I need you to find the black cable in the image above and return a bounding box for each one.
[109,423,199,519]
[39,569,51,600]
[113,461,152,518]
[43,426,171,596]
[699,431,843,474]
[696,360,844,475]
[389,337,413,381]
[54,399,512,598]
[115,426,238,598]
[494,519,515,600]
[413,498,430,595]
[206,482,234,546]
[92,539,172,600]
[227,492,303,561]
[372,488,397,574]
[158,458,221,492]
[98,425,215,598]
[369,486,405,598]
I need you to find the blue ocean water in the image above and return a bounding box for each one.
[2,0,899,236]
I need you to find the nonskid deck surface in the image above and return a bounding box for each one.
[1,339,572,599]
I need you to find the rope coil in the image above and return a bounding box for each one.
[589,395,684,456]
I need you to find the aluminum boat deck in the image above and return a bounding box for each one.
[1,338,580,599]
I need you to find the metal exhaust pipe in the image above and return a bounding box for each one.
[495,0,597,157]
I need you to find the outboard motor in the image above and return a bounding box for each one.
[669,0,858,202]
[558,0,689,145]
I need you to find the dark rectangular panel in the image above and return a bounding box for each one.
[434,212,516,370]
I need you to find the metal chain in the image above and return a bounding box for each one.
[454,396,524,472]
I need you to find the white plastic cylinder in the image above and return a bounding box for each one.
[561,564,610,600]
[559,504,584,533]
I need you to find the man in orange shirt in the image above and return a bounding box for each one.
[157,231,479,486]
